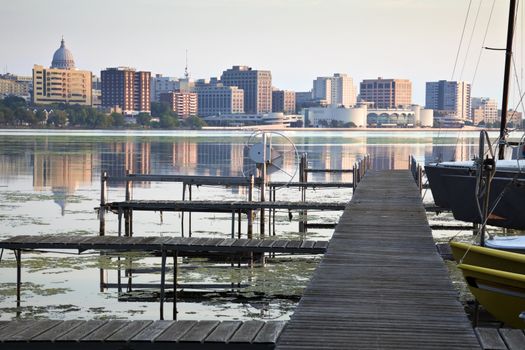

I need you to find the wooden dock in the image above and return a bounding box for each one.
[104,200,347,213]
[276,170,481,349]
[0,319,285,349]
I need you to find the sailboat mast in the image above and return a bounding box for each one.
[498,0,517,160]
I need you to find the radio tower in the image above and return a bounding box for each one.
[184,49,189,79]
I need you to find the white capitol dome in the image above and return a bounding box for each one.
[51,38,75,69]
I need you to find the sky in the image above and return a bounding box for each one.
[1,0,523,106]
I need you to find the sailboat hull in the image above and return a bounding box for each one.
[443,175,525,230]
[450,241,525,274]
[458,263,525,329]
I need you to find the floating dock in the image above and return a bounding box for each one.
[276,170,481,349]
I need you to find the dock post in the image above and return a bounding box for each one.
[160,248,167,320]
[181,183,186,237]
[418,165,423,194]
[231,211,235,238]
[15,249,21,312]
[272,187,276,236]
[99,171,107,236]
[238,210,242,239]
[125,170,132,237]
[188,185,192,237]
[247,175,254,239]
[173,250,178,320]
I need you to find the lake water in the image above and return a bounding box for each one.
[0,129,509,321]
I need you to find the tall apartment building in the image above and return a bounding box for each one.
[272,90,296,114]
[101,67,151,114]
[193,79,244,117]
[160,90,198,118]
[220,66,271,114]
[0,74,32,99]
[150,74,194,102]
[359,78,412,108]
[313,73,357,107]
[425,80,471,120]
[32,39,92,105]
[471,97,498,125]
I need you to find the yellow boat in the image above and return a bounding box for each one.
[457,263,525,329]
[450,241,525,275]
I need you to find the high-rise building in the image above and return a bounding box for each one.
[471,97,498,125]
[313,73,357,107]
[150,74,194,102]
[101,67,151,114]
[359,78,412,108]
[272,90,296,114]
[220,65,271,114]
[160,90,198,118]
[32,39,92,105]
[193,79,244,117]
[425,80,471,120]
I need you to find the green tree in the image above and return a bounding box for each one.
[136,113,152,127]
[35,110,47,125]
[1,96,26,110]
[111,112,125,127]
[160,114,179,129]
[182,115,206,129]
[0,107,14,125]
[47,110,68,127]
[14,107,37,126]
[151,102,171,118]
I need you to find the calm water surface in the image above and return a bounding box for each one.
[0,129,504,320]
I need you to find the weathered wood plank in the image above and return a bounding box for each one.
[178,321,219,342]
[7,320,61,341]
[56,320,107,342]
[131,320,173,342]
[476,328,507,350]
[154,320,197,342]
[31,320,84,341]
[106,320,152,342]
[229,320,265,343]
[253,321,286,344]
[204,321,242,343]
[80,320,128,342]
[498,328,525,350]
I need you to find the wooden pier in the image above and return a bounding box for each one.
[276,170,481,349]
[0,319,285,349]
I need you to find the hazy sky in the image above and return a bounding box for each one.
[2,0,523,105]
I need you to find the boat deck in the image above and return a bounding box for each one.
[276,170,481,349]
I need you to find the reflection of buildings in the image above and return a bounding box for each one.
[172,142,198,174]
[196,143,245,177]
[33,153,93,214]
[101,142,151,185]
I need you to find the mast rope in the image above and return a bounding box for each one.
[452,0,473,80]
[460,0,484,80]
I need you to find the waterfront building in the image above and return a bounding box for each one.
[359,77,412,108]
[367,105,433,127]
[220,65,272,114]
[0,74,32,99]
[272,89,296,114]
[313,73,357,107]
[101,67,151,114]
[193,79,244,116]
[425,80,471,120]
[302,106,367,127]
[150,74,194,102]
[159,90,198,118]
[202,112,302,127]
[506,109,523,127]
[32,39,92,106]
[471,97,498,125]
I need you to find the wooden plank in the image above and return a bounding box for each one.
[299,241,315,249]
[154,320,197,342]
[56,320,107,342]
[313,240,329,250]
[7,320,61,341]
[204,321,242,343]
[258,240,276,248]
[80,320,128,341]
[229,320,265,343]
[0,320,36,339]
[217,238,237,247]
[498,328,525,350]
[476,328,507,349]
[31,320,84,341]
[178,321,220,342]
[106,320,152,342]
[131,321,174,342]
[253,321,286,344]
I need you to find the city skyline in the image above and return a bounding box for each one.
[1,0,522,106]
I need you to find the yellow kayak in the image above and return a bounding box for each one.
[458,263,525,329]
[450,241,525,275]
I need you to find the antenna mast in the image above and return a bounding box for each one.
[184,49,189,79]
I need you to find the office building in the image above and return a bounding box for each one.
[0,74,32,99]
[150,74,194,102]
[101,67,151,114]
[313,73,357,107]
[360,78,412,108]
[160,90,198,118]
[272,89,296,114]
[193,79,244,117]
[32,39,92,105]
[425,80,471,120]
[220,65,271,114]
[471,97,498,125]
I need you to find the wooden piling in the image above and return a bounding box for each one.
[173,251,178,320]
[99,171,107,236]
[247,175,254,239]
[160,249,167,320]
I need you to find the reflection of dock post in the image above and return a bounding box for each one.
[173,250,178,320]
[181,184,186,237]
[99,171,107,236]
[160,248,167,320]
[299,153,308,233]
[15,249,21,315]
[188,185,192,237]
[247,175,254,239]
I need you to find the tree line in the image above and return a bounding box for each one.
[0,97,206,129]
